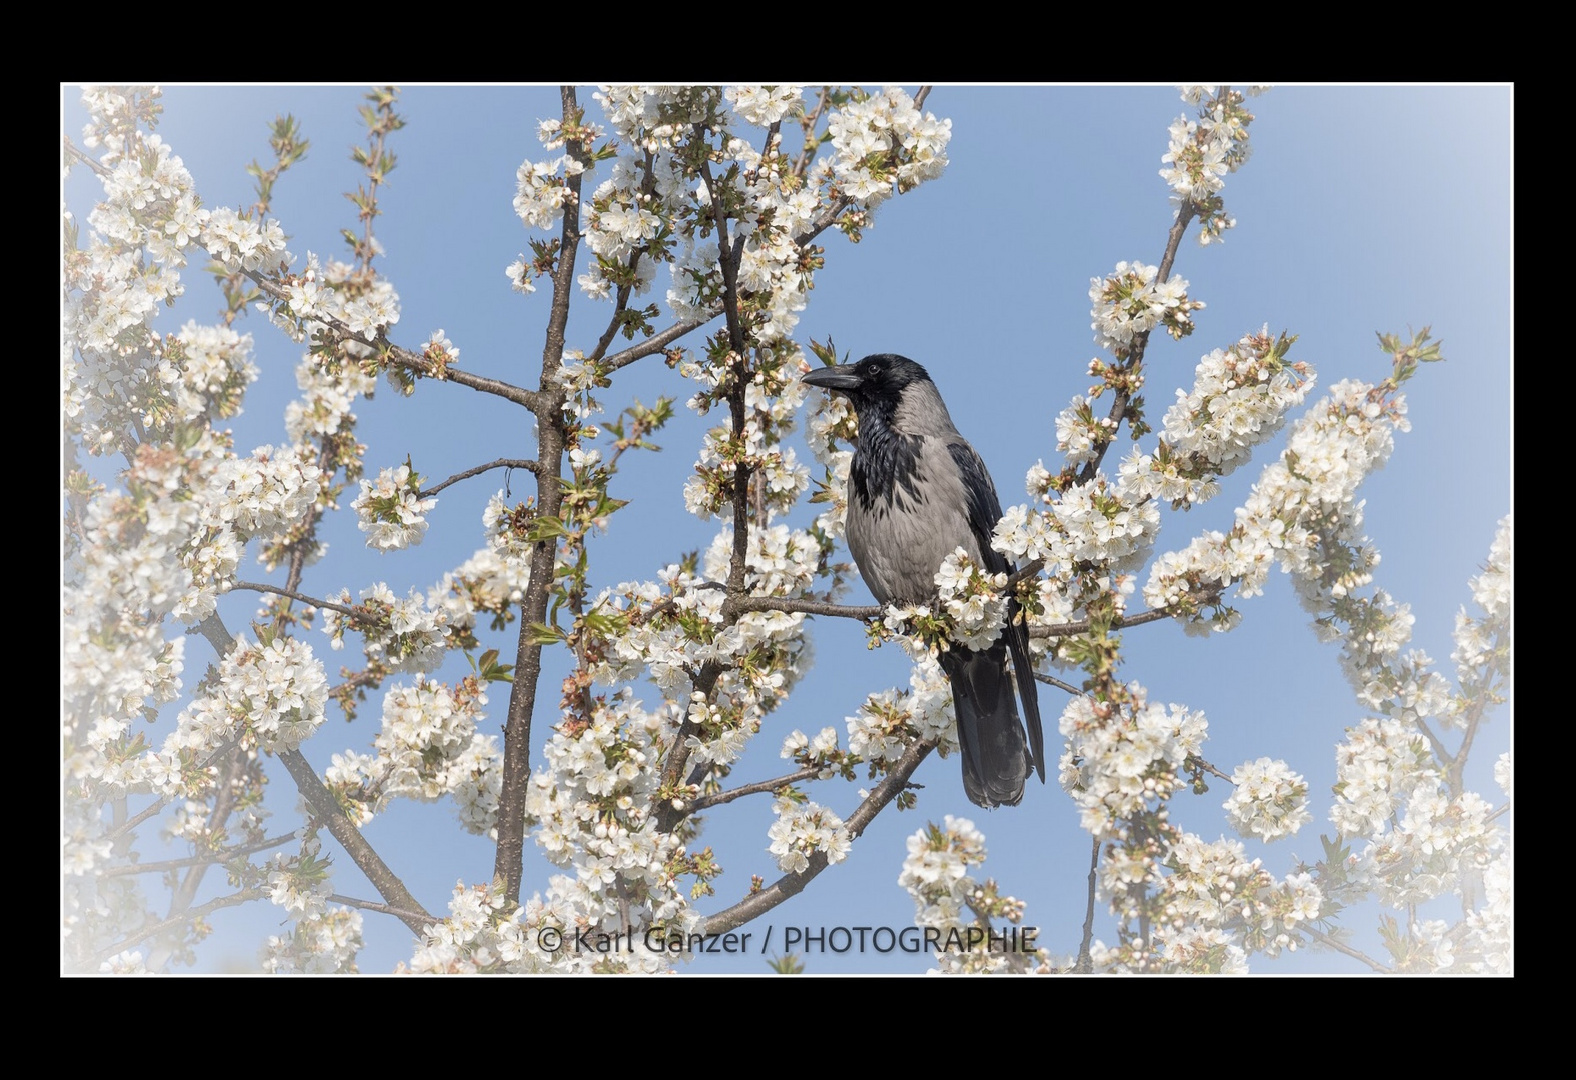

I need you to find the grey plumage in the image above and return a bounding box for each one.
[803,354,1044,807]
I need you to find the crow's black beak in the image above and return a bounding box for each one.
[801,364,863,392]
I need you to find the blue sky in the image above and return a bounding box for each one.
[62,85,1512,974]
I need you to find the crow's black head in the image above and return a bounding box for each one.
[801,353,933,413]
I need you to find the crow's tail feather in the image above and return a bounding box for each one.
[940,644,1033,809]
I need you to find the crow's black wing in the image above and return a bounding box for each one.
[947,441,1008,576]
[946,440,1044,783]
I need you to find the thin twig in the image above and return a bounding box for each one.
[232,581,357,617]
[1033,671,1085,696]
[104,734,245,844]
[98,831,299,877]
[244,271,546,413]
[423,458,539,497]
[327,893,434,926]
[91,887,265,969]
[1301,924,1393,973]
[687,768,823,812]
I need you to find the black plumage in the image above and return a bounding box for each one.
[803,354,1044,807]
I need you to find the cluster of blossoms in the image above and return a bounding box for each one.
[802,388,857,539]
[1053,395,1116,466]
[767,796,851,873]
[1141,373,1402,636]
[993,475,1160,581]
[322,582,451,675]
[997,328,1309,629]
[481,490,543,569]
[683,409,811,521]
[352,463,437,551]
[405,880,548,973]
[430,544,533,648]
[515,692,703,972]
[1162,87,1266,244]
[898,816,1043,973]
[326,679,501,835]
[1087,831,1324,973]
[272,251,401,347]
[1121,329,1314,507]
[723,84,805,126]
[1247,378,1412,651]
[1088,261,1201,356]
[261,907,364,974]
[513,151,584,233]
[669,169,813,342]
[1223,757,1312,841]
[1057,684,1207,839]
[65,95,275,453]
[200,207,290,275]
[932,550,1010,651]
[156,322,259,430]
[265,832,334,917]
[844,660,962,770]
[576,142,675,303]
[1463,755,1513,972]
[404,875,700,974]
[779,726,852,780]
[819,86,951,209]
[170,635,330,756]
[1330,717,1493,890]
[208,443,324,543]
[64,444,218,783]
[1450,514,1511,722]
[1051,476,1162,571]
[1128,835,1324,971]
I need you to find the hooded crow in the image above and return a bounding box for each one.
[803,354,1044,807]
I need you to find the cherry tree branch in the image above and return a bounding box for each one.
[93,887,266,969]
[493,85,584,903]
[233,580,358,617]
[326,893,433,925]
[1300,924,1393,973]
[244,272,548,413]
[98,831,300,877]
[700,738,935,935]
[688,767,823,812]
[1075,836,1099,973]
[422,458,540,497]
